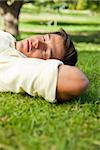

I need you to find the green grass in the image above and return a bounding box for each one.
[0,6,100,150]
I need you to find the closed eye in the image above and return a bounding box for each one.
[50,49,53,59]
[43,36,45,42]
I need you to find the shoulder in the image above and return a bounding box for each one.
[0,30,15,41]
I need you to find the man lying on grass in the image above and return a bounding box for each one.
[0,28,89,103]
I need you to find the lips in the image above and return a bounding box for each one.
[28,39,32,52]
[25,40,30,52]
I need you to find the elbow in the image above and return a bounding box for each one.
[75,75,89,96]
[82,77,89,92]
[56,65,89,101]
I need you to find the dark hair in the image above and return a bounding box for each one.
[52,28,77,66]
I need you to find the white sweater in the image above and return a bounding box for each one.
[0,30,63,102]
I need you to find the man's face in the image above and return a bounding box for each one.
[16,33,65,60]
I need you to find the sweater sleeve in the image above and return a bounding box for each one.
[0,57,63,102]
[0,30,16,53]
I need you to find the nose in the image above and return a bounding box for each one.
[32,39,47,51]
[33,39,39,49]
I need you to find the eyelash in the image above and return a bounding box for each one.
[43,36,45,42]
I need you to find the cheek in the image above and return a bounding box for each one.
[30,50,43,58]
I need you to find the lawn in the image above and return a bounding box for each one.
[0,5,100,150]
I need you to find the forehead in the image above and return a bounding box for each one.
[48,33,65,59]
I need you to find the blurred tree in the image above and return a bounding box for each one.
[86,0,100,12]
[76,0,87,10]
[1,0,99,36]
[0,0,56,36]
[0,0,33,36]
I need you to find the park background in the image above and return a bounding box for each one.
[0,0,100,150]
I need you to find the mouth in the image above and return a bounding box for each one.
[27,39,32,52]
